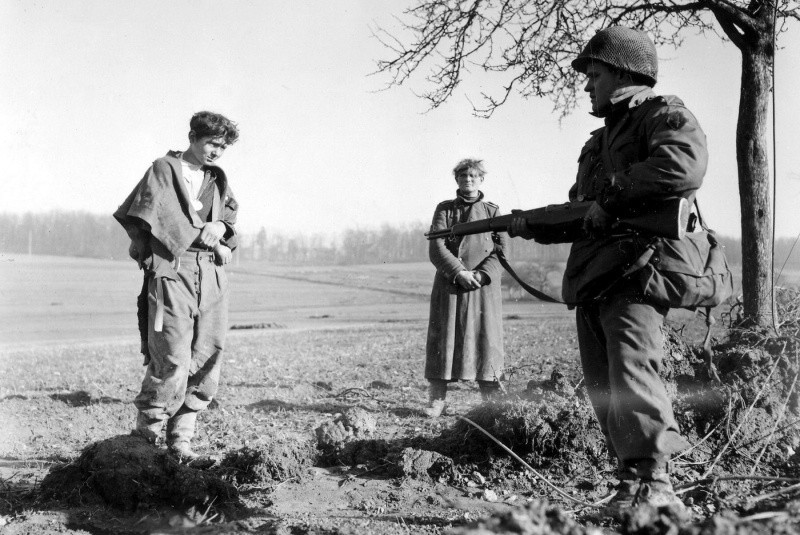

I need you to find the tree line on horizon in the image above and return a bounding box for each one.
[1,210,799,275]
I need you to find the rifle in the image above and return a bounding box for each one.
[425,197,689,243]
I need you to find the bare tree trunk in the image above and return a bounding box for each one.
[736,47,773,326]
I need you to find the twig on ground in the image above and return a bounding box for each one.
[274,476,299,490]
[0,471,22,487]
[133,513,153,527]
[750,351,798,475]
[502,363,537,382]
[746,482,800,508]
[673,419,724,462]
[197,496,219,525]
[740,510,790,522]
[357,461,392,477]
[739,418,800,451]
[456,415,603,509]
[0,488,33,496]
[334,388,375,400]
[702,354,783,478]
[675,475,800,491]
[396,514,411,534]
[0,459,59,466]
[90,381,108,397]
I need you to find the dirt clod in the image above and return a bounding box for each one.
[388,447,454,480]
[39,434,238,513]
[622,504,688,535]
[315,407,387,468]
[219,437,318,485]
[450,392,609,476]
[315,407,378,449]
[448,499,594,534]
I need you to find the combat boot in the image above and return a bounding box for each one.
[132,412,165,445]
[631,459,685,511]
[633,472,685,510]
[600,466,637,517]
[167,408,215,468]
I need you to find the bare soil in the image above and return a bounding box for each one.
[1,258,799,534]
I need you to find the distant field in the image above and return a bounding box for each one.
[0,255,573,348]
[0,254,144,347]
[4,252,769,350]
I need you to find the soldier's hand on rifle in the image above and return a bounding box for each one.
[455,270,482,290]
[582,202,612,238]
[199,221,226,248]
[213,244,233,266]
[508,211,537,240]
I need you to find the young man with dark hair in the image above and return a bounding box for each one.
[114,111,240,464]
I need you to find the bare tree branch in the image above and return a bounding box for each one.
[373,0,797,324]
[703,0,762,42]
[707,2,750,46]
[373,0,791,115]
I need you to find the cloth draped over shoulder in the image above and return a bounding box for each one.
[562,87,708,304]
[425,192,507,382]
[113,151,238,279]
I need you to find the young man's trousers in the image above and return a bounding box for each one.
[134,251,228,423]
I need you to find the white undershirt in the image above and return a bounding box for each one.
[180,158,205,201]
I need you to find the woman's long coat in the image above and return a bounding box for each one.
[425,193,507,381]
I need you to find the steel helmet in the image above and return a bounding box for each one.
[571,26,658,86]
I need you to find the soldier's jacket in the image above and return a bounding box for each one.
[562,87,708,304]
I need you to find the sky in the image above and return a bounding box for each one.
[2,0,800,241]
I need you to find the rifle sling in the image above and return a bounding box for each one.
[496,243,656,306]
[494,120,665,306]
[496,249,563,304]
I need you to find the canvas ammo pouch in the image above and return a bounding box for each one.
[636,228,733,309]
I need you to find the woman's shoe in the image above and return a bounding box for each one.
[423,399,446,418]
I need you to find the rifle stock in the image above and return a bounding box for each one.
[425,198,689,243]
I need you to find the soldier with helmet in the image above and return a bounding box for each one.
[512,26,708,509]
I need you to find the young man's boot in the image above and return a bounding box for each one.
[167,408,215,468]
[424,380,448,418]
[132,412,165,445]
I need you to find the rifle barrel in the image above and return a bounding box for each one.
[424,198,688,243]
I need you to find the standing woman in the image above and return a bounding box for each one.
[424,158,507,417]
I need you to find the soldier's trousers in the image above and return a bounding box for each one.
[134,251,229,422]
[576,281,689,466]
